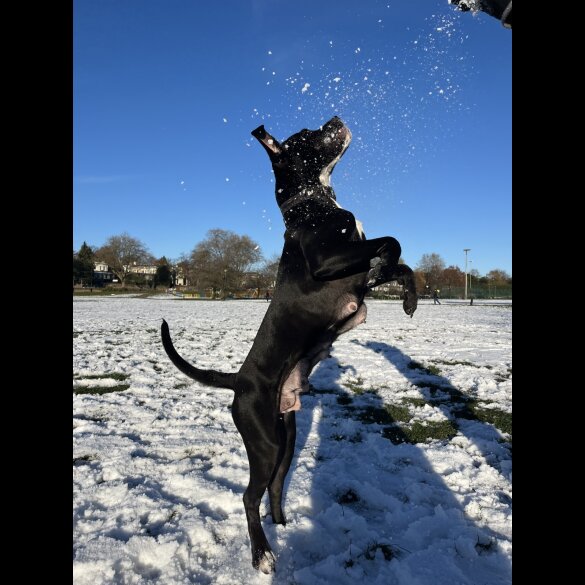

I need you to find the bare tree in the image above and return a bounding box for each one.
[189,229,262,293]
[416,253,446,289]
[442,265,465,296]
[95,233,151,285]
[258,254,280,289]
[486,269,511,284]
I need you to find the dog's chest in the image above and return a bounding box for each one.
[331,198,365,240]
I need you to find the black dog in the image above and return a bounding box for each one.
[161,116,417,573]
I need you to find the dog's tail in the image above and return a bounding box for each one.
[161,319,236,390]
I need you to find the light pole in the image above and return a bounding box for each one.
[468,260,472,298]
[223,269,227,300]
[463,248,471,300]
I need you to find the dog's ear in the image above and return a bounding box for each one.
[251,125,282,158]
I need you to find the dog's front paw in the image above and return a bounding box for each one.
[403,289,417,317]
[366,256,383,288]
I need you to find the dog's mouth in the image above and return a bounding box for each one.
[322,116,352,147]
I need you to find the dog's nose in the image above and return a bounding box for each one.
[327,116,348,132]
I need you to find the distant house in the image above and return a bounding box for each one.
[93,260,114,285]
[125,263,157,282]
[126,263,157,280]
[172,265,188,286]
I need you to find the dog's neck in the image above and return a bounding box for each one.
[277,184,340,228]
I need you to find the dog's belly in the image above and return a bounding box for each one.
[280,299,367,413]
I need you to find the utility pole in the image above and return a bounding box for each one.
[463,249,471,300]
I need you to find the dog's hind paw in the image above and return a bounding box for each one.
[255,550,276,574]
[403,290,417,317]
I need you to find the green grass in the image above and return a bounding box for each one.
[74,372,130,381]
[355,403,412,426]
[73,384,131,395]
[401,397,428,408]
[406,420,458,442]
[344,377,378,395]
[345,377,366,394]
[407,361,441,376]
[383,420,458,444]
[471,406,512,434]
[430,358,477,368]
[73,454,98,465]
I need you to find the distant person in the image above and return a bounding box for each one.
[265,290,271,302]
[433,289,441,305]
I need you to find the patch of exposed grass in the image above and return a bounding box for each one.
[412,381,452,397]
[383,420,458,444]
[385,404,412,422]
[409,421,456,443]
[472,406,512,435]
[401,397,427,408]
[73,454,98,465]
[451,399,511,434]
[493,367,512,383]
[407,361,441,376]
[345,377,365,394]
[430,358,477,368]
[73,384,131,395]
[74,372,129,381]
[73,331,80,338]
[356,403,412,426]
[407,420,458,442]
[382,426,410,444]
[407,360,425,370]
[174,382,189,389]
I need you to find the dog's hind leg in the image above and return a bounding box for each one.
[268,412,296,525]
[232,394,281,573]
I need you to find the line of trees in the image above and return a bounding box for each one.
[73,229,280,292]
[413,252,511,299]
[74,233,511,298]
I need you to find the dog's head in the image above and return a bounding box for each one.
[252,117,352,196]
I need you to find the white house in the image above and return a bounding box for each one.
[93,261,114,284]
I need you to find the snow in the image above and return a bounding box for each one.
[250,8,478,210]
[74,297,511,584]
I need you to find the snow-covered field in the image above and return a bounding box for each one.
[73,296,511,585]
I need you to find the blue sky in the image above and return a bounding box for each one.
[74,0,511,275]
